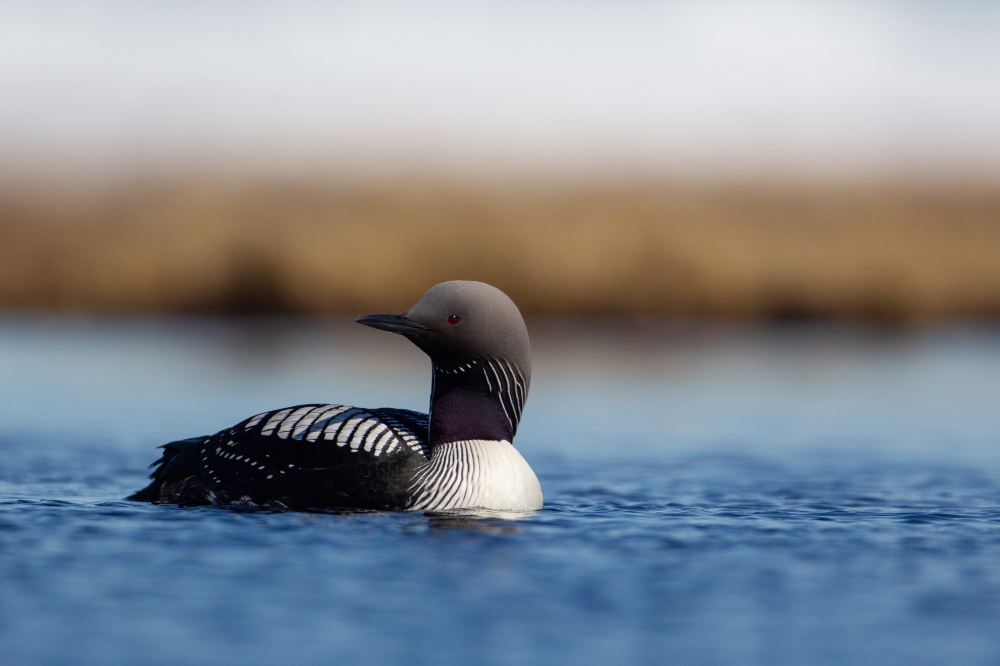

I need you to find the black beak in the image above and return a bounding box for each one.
[355,313,431,335]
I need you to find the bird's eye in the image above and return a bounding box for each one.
[448,315,461,325]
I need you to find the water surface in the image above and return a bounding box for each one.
[1,318,999,665]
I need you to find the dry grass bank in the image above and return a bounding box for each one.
[1,178,999,318]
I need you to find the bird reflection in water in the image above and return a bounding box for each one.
[424,508,537,533]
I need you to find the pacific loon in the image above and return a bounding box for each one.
[129,280,543,512]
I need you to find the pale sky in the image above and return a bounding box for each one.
[2,1,999,181]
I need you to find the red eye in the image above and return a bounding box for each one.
[448,315,461,325]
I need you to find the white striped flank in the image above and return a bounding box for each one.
[322,408,363,441]
[223,404,430,464]
[290,405,330,440]
[362,423,389,452]
[260,408,293,436]
[373,430,394,456]
[276,406,316,439]
[336,417,365,448]
[244,412,268,430]
[407,439,543,512]
[374,412,432,458]
[303,405,352,442]
[348,419,378,451]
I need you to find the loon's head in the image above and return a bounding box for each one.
[356,281,530,444]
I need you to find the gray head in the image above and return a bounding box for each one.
[356,281,531,444]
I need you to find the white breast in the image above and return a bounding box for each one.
[407,439,543,512]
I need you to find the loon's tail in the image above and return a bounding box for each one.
[127,437,211,505]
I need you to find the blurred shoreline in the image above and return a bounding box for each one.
[2,176,999,320]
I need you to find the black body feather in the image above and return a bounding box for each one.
[128,404,431,510]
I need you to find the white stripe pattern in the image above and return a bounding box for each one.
[291,406,329,439]
[261,408,293,436]
[244,412,268,430]
[407,439,543,512]
[246,404,430,459]
[483,358,527,434]
[277,406,315,439]
[303,405,352,442]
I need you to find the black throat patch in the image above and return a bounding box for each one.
[428,358,527,446]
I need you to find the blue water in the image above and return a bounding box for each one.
[2,318,1000,665]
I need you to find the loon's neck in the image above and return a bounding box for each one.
[428,358,527,447]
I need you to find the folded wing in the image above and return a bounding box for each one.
[129,404,430,510]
